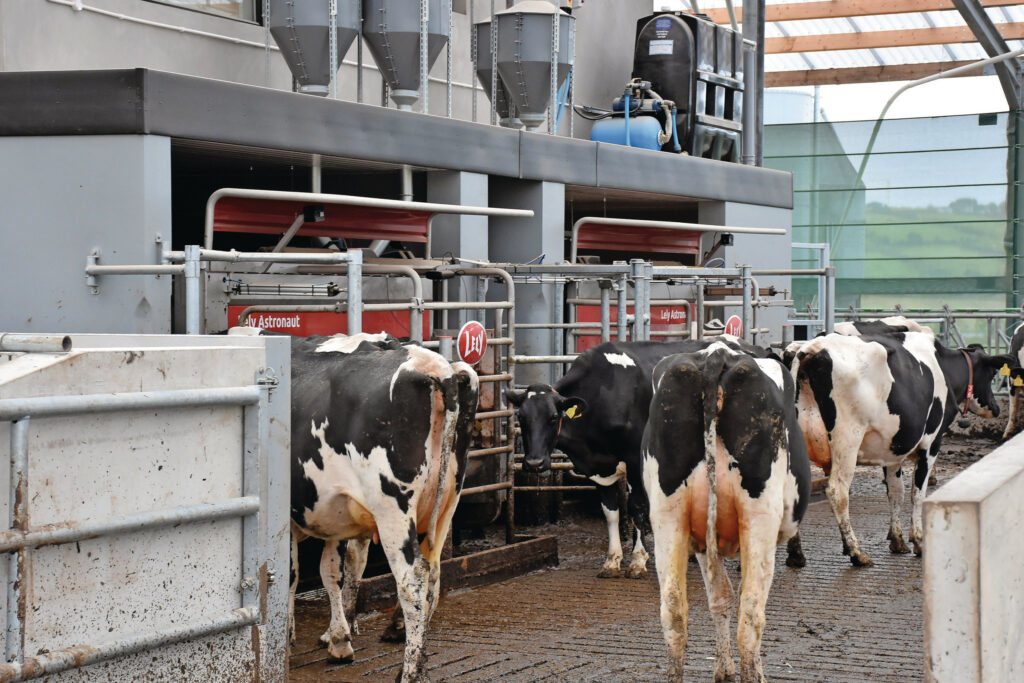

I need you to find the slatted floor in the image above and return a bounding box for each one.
[289,436,990,682]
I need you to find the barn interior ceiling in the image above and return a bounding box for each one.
[696,0,1024,87]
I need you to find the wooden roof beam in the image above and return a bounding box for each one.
[704,0,1024,25]
[766,21,1024,52]
[765,59,988,86]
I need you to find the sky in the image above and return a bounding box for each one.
[770,75,1013,124]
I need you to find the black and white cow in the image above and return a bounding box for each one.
[285,332,479,682]
[643,342,810,682]
[795,330,1010,565]
[833,315,929,337]
[504,336,781,579]
[1001,321,1024,439]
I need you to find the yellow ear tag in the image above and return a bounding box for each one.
[1014,377,1023,387]
[564,405,580,419]
[1000,364,1012,376]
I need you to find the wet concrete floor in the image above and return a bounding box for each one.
[290,436,990,681]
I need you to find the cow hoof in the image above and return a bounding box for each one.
[625,565,647,579]
[596,567,622,579]
[785,552,806,569]
[889,538,911,554]
[912,541,923,557]
[380,624,406,643]
[849,552,874,567]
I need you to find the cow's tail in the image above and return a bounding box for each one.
[701,350,728,581]
[426,374,459,552]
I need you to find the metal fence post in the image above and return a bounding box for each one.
[617,273,628,341]
[6,419,28,663]
[644,262,654,340]
[696,282,705,340]
[741,264,753,342]
[599,280,611,343]
[824,265,836,333]
[347,249,363,335]
[630,260,643,341]
[185,244,202,335]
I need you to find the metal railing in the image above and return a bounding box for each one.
[0,384,270,681]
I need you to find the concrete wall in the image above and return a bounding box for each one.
[0,0,645,135]
[0,135,172,335]
[0,333,291,681]
[924,436,1024,682]
[699,200,793,345]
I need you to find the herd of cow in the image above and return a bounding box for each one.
[243,316,1024,682]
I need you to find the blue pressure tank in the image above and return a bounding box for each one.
[590,116,663,151]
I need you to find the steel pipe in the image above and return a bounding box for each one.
[475,409,513,420]
[0,497,260,554]
[0,335,71,354]
[0,606,258,682]
[6,420,28,662]
[460,481,513,496]
[185,245,202,334]
[84,264,184,275]
[0,387,261,421]
[511,355,578,364]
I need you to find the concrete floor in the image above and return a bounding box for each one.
[289,436,990,682]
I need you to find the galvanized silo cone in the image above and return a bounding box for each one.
[269,0,361,96]
[473,19,519,128]
[494,1,574,130]
[362,0,451,110]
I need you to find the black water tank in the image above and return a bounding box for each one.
[632,12,744,160]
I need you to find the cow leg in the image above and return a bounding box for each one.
[785,533,806,568]
[289,523,307,646]
[342,537,370,637]
[597,485,624,578]
[882,464,910,554]
[736,531,776,683]
[909,443,939,556]
[696,553,736,681]
[650,498,690,681]
[1003,386,1021,440]
[319,539,356,661]
[379,518,431,682]
[625,471,651,579]
[825,433,872,566]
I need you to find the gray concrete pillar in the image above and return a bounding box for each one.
[427,171,489,330]
[489,179,565,385]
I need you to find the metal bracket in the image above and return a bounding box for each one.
[256,367,279,394]
[86,248,101,295]
[239,577,256,592]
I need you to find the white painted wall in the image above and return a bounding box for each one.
[924,436,1024,682]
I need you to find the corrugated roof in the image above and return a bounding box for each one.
[672,0,1024,86]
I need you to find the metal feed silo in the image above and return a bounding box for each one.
[362,0,451,110]
[494,1,574,130]
[473,19,518,128]
[269,0,361,96]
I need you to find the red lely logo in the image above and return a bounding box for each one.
[457,321,487,365]
[724,315,743,337]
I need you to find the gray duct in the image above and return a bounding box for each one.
[472,19,519,128]
[494,1,574,130]
[362,0,451,110]
[269,0,361,96]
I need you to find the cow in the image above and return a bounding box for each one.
[284,331,479,682]
[782,316,931,368]
[642,342,810,682]
[794,330,1010,565]
[503,336,791,580]
[1002,321,1024,439]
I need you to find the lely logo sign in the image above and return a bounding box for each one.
[457,321,487,365]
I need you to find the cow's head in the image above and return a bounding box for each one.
[962,345,1014,418]
[504,384,587,473]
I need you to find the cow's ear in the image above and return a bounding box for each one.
[985,354,1016,371]
[557,396,587,419]
[504,389,528,407]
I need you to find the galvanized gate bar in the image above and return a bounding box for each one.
[0,497,261,553]
[0,383,268,679]
[6,419,28,662]
[0,606,259,683]
[0,387,261,420]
